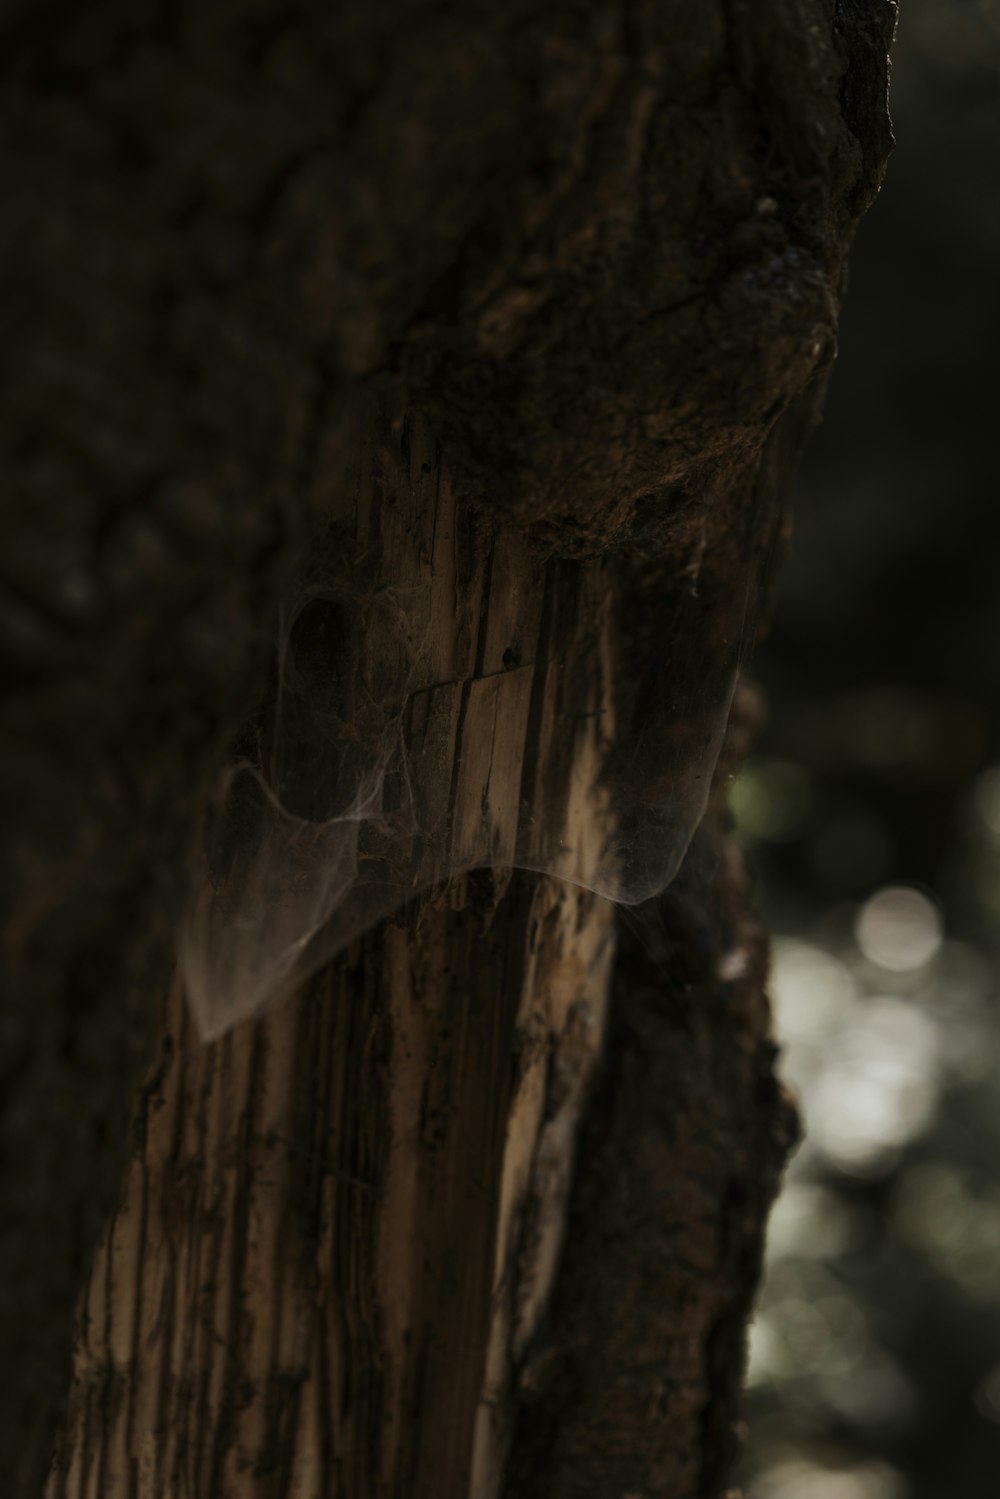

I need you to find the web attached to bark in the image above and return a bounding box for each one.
[181,503,770,1039]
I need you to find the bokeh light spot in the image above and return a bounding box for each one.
[770,938,858,1043]
[855,886,943,972]
[753,1458,907,1499]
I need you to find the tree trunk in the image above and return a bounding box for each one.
[1,2,895,1495]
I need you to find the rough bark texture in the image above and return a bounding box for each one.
[1,1,895,1495]
[505,686,799,1499]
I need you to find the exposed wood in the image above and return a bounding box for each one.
[48,414,623,1499]
[1,1,896,1494]
[46,388,825,1499]
[50,879,617,1499]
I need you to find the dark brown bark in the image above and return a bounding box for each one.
[1,2,895,1494]
[505,684,799,1498]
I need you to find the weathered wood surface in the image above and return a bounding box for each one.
[47,413,622,1499]
[50,883,616,1499]
[1,0,895,1493]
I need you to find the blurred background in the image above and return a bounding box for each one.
[737,3,1000,1496]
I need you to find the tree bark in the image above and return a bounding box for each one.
[1,2,895,1495]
